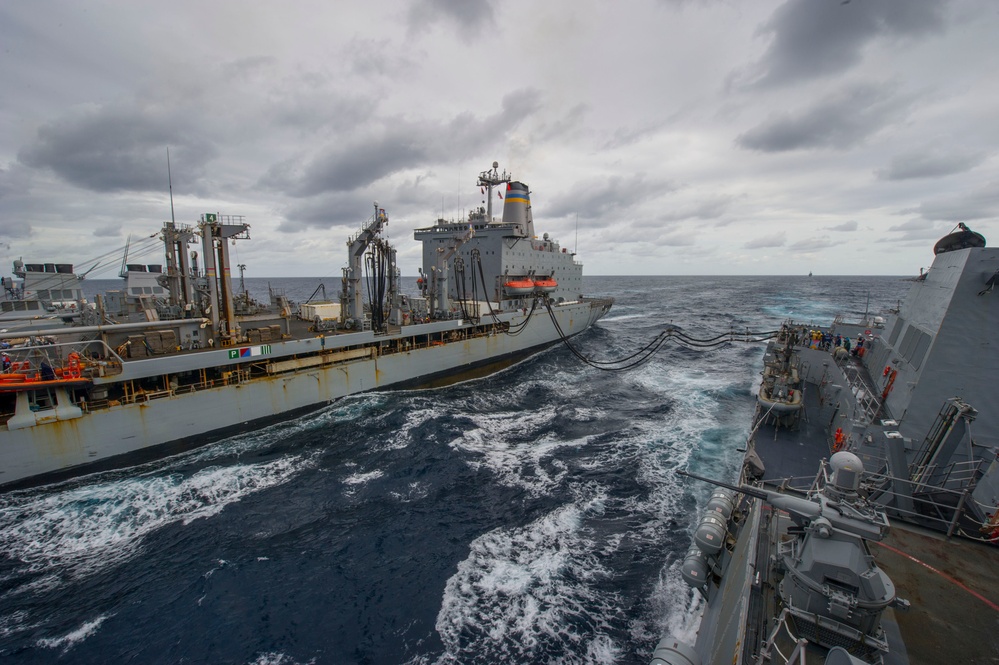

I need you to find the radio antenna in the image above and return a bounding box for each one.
[167,147,177,224]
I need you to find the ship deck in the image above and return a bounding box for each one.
[873,522,999,665]
[753,379,833,487]
[750,347,999,664]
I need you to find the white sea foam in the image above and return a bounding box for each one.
[35,614,110,652]
[203,559,229,579]
[598,313,647,323]
[390,481,430,503]
[622,359,756,647]
[450,406,580,496]
[0,455,310,582]
[343,469,384,485]
[247,652,316,665]
[434,493,623,664]
[372,404,441,451]
[637,557,704,649]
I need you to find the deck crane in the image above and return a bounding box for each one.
[341,203,397,331]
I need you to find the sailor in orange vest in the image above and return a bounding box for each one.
[833,427,845,451]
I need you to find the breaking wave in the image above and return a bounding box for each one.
[0,454,310,585]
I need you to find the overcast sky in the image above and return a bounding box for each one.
[2,0,998,278]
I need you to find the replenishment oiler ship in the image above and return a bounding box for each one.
[654,225,999,664]
[0,162,611,489]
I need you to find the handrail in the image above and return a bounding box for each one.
[773,467,994,540]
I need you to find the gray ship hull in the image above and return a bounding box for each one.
[1,299,610,488]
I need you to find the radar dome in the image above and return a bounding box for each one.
[830,451,864,494]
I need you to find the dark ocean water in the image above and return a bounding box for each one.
[0,275,911,664]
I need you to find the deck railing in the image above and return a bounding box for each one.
[772,459,995,543]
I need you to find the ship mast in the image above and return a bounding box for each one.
[200,214,250,344]
[477,161,511,223]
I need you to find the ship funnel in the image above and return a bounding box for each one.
[501,181,535,236]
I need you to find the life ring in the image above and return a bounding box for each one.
[883,366,891,377]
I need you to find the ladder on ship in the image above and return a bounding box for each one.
[839,359,882,424]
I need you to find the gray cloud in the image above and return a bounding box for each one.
[653,231,697,247]
[408,0,495,37]
[661,195,737,223]
[18,104,217,193]
[0,220,33,241]
[268,89,542,198]
[875,149,987,180]
[275,172,447,233]
[343,39,419,79]
[220,56,278,81]
[742,0,945,88]
[906,184,999,222]
[887,217,945,241]
[545,174,678,222]
[291,131,429,197]
[826,220,858,231]
[92,224,124,238]
[602,119,668,151]
[888,218,936,232]
[790,236,834,251]
[279,191,380,232]
[744,233,786,249]
[532,103,589,144]
[0,1,994,278]
[0,165,30,201]
[737,83,911,152]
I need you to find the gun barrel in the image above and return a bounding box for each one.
[676,469,768,500]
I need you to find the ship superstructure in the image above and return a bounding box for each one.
[0,261,86,324]
[416,163,583,311]
[0,163,612,489]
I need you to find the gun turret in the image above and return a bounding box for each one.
[675,453,903,660]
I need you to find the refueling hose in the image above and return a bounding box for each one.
[543,297,779,372]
